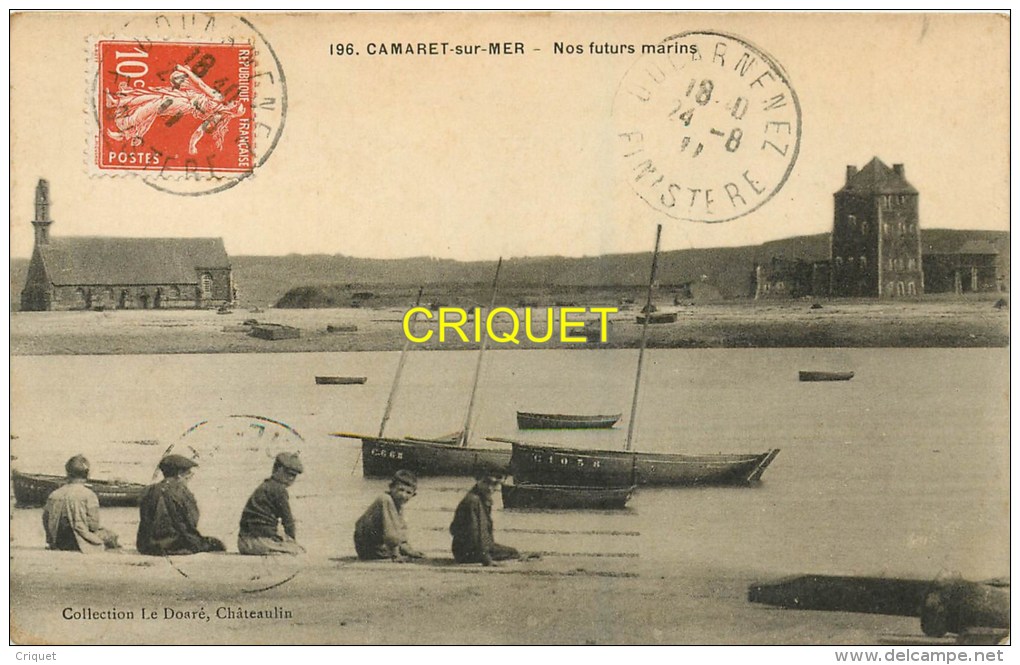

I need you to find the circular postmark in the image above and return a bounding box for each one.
[149,415,306,592]
[90,13,287,196]
[613,31,801,223]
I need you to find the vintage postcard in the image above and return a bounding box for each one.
[8,11,1011,655]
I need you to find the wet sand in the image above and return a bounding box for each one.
[10,547,918,645]
[10,298,1010,355]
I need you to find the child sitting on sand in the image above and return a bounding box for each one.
[450,467,520,566]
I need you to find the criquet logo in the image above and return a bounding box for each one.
[402,307,617,345]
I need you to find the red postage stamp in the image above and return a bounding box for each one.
[96,40,254,174]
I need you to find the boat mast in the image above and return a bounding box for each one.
[458,257,503,448]
[625,224,662,452]
[378,286,424,437]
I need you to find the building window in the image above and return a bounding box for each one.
[860,256,867,270]
[835,257,843,269]
[883,222,890,235]
[907,281,917,295]
[888,258,894,271]
[886,282,895,295]
[908,258,916,270]
[200,273,213,299]
[897,282,905,296]
[847,214,856,228]
[861,221,869,235]
[170,286,181,299]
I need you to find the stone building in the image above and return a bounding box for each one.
[753,257,826,299]
[19,180,233,311]
[831,158,923,297]
[922,240,1001,294]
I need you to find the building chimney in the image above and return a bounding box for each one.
[32,178,52,246]
[846,165,858,183]
[892,163,904,178]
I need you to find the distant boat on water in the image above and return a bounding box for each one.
[501,482,634,510]
[635,311,677,324]
[11,469,145,508]
[799,371,854,382]
[516,411,621,430]
[315,376,367,385]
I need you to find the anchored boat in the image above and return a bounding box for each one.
[516,411,621,430]
[501,482,634,510]
[799,371,854,382]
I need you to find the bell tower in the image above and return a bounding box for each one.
[32,179,52,246]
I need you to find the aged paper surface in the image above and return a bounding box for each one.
[8,11,1010,652]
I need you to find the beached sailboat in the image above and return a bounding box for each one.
[332,272,512,478]
[496,225,780,487]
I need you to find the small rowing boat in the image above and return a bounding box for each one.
[799,371,854,382]
[501,482,634,510]
[11,469,146,508]
[516,411,621,430]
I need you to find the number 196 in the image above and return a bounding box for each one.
[330,43,356,56]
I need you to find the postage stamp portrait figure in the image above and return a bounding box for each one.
[97,41,255,174]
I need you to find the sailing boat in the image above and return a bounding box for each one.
[332,265,511,478]
[491,226,779,487]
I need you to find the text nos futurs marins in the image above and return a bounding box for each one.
[402,307,618,345]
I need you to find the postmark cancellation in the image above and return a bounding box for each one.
[614,31,802,224]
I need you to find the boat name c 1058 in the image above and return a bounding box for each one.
[402,307,617,345]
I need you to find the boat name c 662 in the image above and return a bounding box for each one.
[402,307,617,345]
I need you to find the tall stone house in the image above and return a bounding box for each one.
[831,158,923,297]
[19,180,234,311]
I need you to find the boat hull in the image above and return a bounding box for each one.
[360,437,511,478]
[501,483,634,510]
[516,412,621,430]
[636,312,677,324]
[799,371,854,382]
[508,442,779,487]
[11,470,146,508]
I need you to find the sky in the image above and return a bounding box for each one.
[9,12,1010,260]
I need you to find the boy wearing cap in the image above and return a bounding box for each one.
[42,455,121,553]
[354,469,425,561]
[237,452,305,555]
[136,454,226,555]
[450,469,519,566]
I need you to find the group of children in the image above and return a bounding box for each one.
[40,452,521,566]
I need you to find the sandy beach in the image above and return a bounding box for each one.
[10,547,920,645]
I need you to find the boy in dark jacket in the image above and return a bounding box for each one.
[238,452,305,555]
